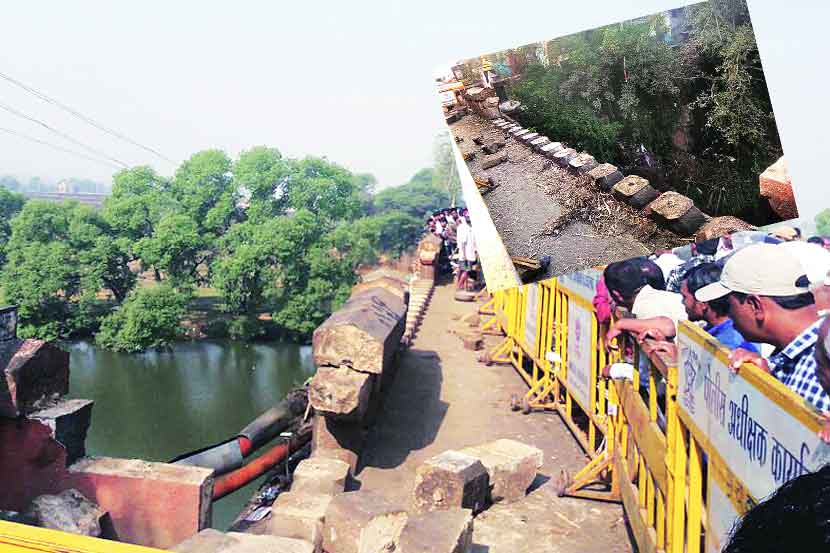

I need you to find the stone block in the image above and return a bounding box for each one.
[323,491,408,553]
[759,156,798,220]
[27,488,105,537]
[530,137,551,151]
[265,491,332,552]
[587,163,623,191]
[173,529,314,553]
[459,439,543,503]
[351,276,409,303]
[481,141,505,155]
[509,127,526,136]
[695,216,755,242]
[480,151,508,170]
[412,451,489,514]
[311,415,365,474]
[552,148,577,167]
[399,508,473,553]
[647,192,707,236]
[67,457,214,550]
[309,366,374,422]
[519,132,539,143]
[29,399,94,465]
[613,176,660,209]
[568,153,597,175]
[0,339,70,418]
[292,457,350,496]
[540,142,563,156]
[312,289,406,375]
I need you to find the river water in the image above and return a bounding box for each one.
[65,339,316,531]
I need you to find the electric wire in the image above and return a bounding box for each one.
[0,100,128,168]
[0,126,123,170]
[0,70,173,163]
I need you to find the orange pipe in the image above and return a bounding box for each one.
[212,431,310,500]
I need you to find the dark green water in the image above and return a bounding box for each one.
[66,339,315,531]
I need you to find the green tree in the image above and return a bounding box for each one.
[170,150,237,236]
[0,187,25,268]
[134,213,208,287]
[372,175,449,219]
[816,209,830,237]
[286,157,364,223]
[234,146,290,221]
[432,133,461,205]
[96,284,189,352]
[103,166,171,243]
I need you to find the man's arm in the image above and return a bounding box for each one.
[607,316,677,349]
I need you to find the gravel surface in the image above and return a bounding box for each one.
[450,114,690,280]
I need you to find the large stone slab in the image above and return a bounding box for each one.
[309,366,374,422]
[27,488,105,537]
[68,457,214,549]
[552,148,577,167]
[459,439,543,503]
[29,399,94,465]
[540,142,563,156]
[412,451,489,514]
[292,457,350,496]
[759,156,798,220]
[323,491,408,553]
[312,288,406,375]
[173,529,314,553]
[399,508,473,553]
[647,191,707,236]
[0,339,69,418]
[352,276,409,303]
[587,163,623,191]
[568,153,598,175]
[265,491,333,552]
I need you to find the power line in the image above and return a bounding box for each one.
[0,126,123,170]
[0,70,174,163]
[0,100,128,168]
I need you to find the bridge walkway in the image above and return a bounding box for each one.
[355,281,633,553]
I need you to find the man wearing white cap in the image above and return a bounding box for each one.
[695,243,830,412]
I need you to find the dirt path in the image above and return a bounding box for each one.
[450,114,686,279]
[356,282,633,553]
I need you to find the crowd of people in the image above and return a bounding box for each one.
[595,225,830,438]
[427,207,481,292]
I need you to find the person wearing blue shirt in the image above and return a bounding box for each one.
[679,262,759,353]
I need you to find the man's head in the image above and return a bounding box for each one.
[695,244,815,345]
[816,317,830,396]
[603,257,665,311]
[723,463,830,553]
[691,238,719,257]
[680,263,729,322]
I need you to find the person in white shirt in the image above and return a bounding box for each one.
[456,216,476,290]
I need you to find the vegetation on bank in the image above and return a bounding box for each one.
[0,134,459,351]
[488,0,781,223]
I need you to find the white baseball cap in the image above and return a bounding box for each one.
[694,243,809,302]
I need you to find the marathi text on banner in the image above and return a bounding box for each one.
[566,301,593,411]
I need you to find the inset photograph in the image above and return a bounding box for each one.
[437,0,795,283]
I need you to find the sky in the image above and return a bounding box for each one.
[0,0,827,214]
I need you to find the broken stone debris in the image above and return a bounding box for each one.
[481,141,505,155]
[291,456,350,496]
[27,488,105,537]
[695,216,755,241]
[398,508,473,553]
[459,439,543,503]
[173,528,314,553]
[28,398,94,466]
[323,490,408,553]
[0,339,70,418]
[412,450,489,515]
[480,151,508,170]
[308,366,374,422]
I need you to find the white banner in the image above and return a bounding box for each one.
[524,283,539,352]
[558,268,601,303]
[566,301,593,411]
[706,477,740,553]
[677,325,830,504]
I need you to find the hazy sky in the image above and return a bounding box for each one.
[1,0,828,214]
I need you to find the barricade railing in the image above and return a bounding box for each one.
[481,273,830,553]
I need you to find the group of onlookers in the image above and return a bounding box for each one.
[427,208,479,291]
[596,225,830,424]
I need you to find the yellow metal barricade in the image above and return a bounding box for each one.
[0,520,168,552]
[482,270,830,553]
